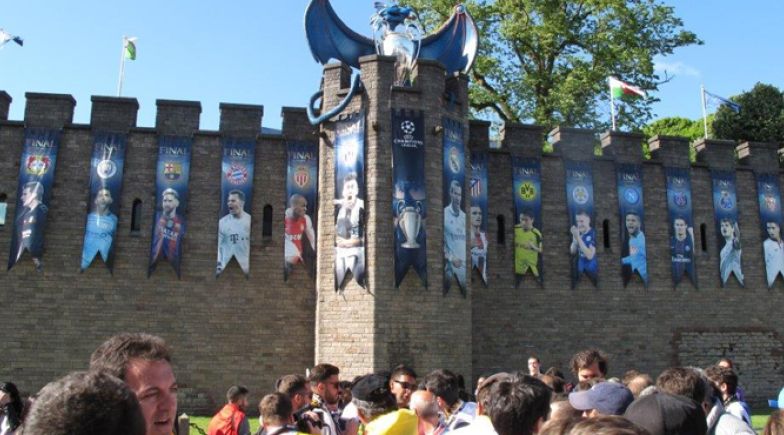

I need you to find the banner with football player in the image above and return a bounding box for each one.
[442,118,466,296]
[616,164,647,287]
[392,109,427,288]
[334,113,366,290]
[665,167,697,287]
[469,151,488,287]
[565,160,597,288]
[80,132,127,273]
[285,141,318,281]
[216,138,256,278]
[711,170,744,287]
[8,128,61,272]
[756,172,784,288]
[512,156,543,287]
[148,136,192,278]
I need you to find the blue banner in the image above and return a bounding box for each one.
[334,113,366,290]
[216,138,256,278]
[443,118,466,296]
[617,164,647,287]
[665,167,697,287]
[148,136,192,278]
[392,109,427,288]
[470,151,488,287]
[285,141,318,281]
[8,128,61,271]
[565,160,597,288]
[711,170,744,287]
[757,173,784,288]
[512,157,543,287]
[80,132,127,273]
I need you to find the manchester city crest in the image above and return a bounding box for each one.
[572,186,589,205]
[96,159,117,179]
[25,155,51,176]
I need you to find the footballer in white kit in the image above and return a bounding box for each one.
[217,191,252,276]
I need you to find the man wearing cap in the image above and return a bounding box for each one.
[351,373,418,435]
[568,381,634,417]
[770,386,784,410]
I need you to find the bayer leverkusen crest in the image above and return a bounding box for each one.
[26,155,51,176]
[164,162,182,181]
[294,166,310,188]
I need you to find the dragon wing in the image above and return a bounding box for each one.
[304,0,376,68]
[418,4,479,75]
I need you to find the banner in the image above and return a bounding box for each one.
[148,136,192,278]
[216,138,256,278]
[392,109,427,288]
[565,160,597,288]
[334,113,366,290]
[711,170,744,286]
[285,141,318,281]
[8,128,61,271]
[616,164,647,287]
[512,156,543,287]
[757,173,784,288]
[443,118,466,295]
[665,167,697,287]
[80,132,127,273]
[469,151,488,287]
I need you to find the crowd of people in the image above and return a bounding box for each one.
[1,334,783,435]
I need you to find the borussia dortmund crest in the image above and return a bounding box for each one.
[519,182,537,201]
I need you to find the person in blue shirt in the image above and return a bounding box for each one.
[622,212,647,285]
[81,188,118,270]
[570,211,598,285]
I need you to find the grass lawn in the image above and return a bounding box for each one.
[752,412,770,433]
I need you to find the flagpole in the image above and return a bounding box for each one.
[700,84,708,139]
[609,77,617,131]
[117,36,127,97]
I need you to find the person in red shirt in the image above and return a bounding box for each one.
[284,194,315,270]
[208,385,251,435]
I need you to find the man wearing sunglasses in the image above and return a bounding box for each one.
[389,365,418,409]
[309,364,342,435]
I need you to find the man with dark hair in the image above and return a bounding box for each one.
[570,211,597,283]
[13,181,47,270]
[309,364,342,435]
[705,365,751,426]
[389,365,417,409]
[670,216,695,282]
[656,368,705,403]
[22,370,145,435]
[275,374,320,434]
[81,187,119,271]
[259,393,298,435]
[485,374,551,435]
[622,371,653,399]
[217,189,252,276]
[151,188,183,265]
[424,369,476,431]
[207,385,251,435]
[570,349,608,382]
[527,356,542,378]
[351,374,417,434]
[568,415,648,435]
[89,333,178,435]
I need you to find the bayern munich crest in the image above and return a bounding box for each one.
[25,155,51,176]
[572,186,589,205]
[225,163,249,185]
[96,159,117,179]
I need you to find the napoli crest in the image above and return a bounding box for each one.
[96,159,117,179]
[623,188,640,205]
[572,186,589,205]
[163,162,182,181]
[719,191,734,210]
[25,155,51,176]
[449,147,461,174]
[519,182,537,201]
[294,165,310,188]
[225,163,249,185]
[673,192,688,208]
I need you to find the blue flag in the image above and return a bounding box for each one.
[705,90,741,113]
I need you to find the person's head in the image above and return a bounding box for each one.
[539,375,565,394]
[389,365,417,409]
[226,190,245,217]
[623,392,708,435]
[289,194,308,217]
[0,382,23,430]
[626,374,654,399]
[276,374,312,411]
[409,390,440,427]
[528,356,541,376]
[767,222,782,242]
[548,396,581,423]
[161,188,179,214]
[342,173,359,208]
[423,369,460,410]
[338,380,353,406]
[259,392,293,428]
[21,181,43,208]
[351,374,397,424]
[309,363,340,406]
[227,385,249,411]
[673,218,687,240]
[569,415,649,435]
[705,365,738,401]
[655,368,706,404]
[625,213,641,236]
[720,218,734,239]
[520,211,534,231]
[89,333,177,435]
[570,349,608,382]
[485,374,551,435]
[470,206,483,228]
[93,188,113,213]
[449,180,462,209]
[568,381,634,417]
[575,212,591,234]
[764,409,784,435]
[476,373,512,415]
[22,371,145,435]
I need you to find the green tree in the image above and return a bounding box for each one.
[407,0,700,130]
[643,116,708,142]
[712,83,784,143]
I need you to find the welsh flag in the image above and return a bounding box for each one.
[124,37,137,60]
[609,77,646,99]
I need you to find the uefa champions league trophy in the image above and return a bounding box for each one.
[371,2,423,86]
[397,200,422,249]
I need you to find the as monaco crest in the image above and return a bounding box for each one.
[295,166,310,188]
[26,155,51,176]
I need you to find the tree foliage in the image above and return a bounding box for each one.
[643,115,708,142]
[712,83,784,143]
[407,0,700,130]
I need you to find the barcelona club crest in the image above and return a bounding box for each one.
[294,165,310,188]
[225,163,249,185]
[96,159,117,179]
[164,162,182,181]
[25,155,51,176]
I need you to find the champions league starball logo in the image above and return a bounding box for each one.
[572,186,589,205]
[96,159,117,179]
[225,163,249,185]
[401,120,415,136]
[25,155,51,176]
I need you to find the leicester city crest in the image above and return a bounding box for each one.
[96,159,117,179]
[164,162,182,181]
[572,186,589,205]
[26,155,51,176]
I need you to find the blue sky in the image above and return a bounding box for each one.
[1,1,782,131]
